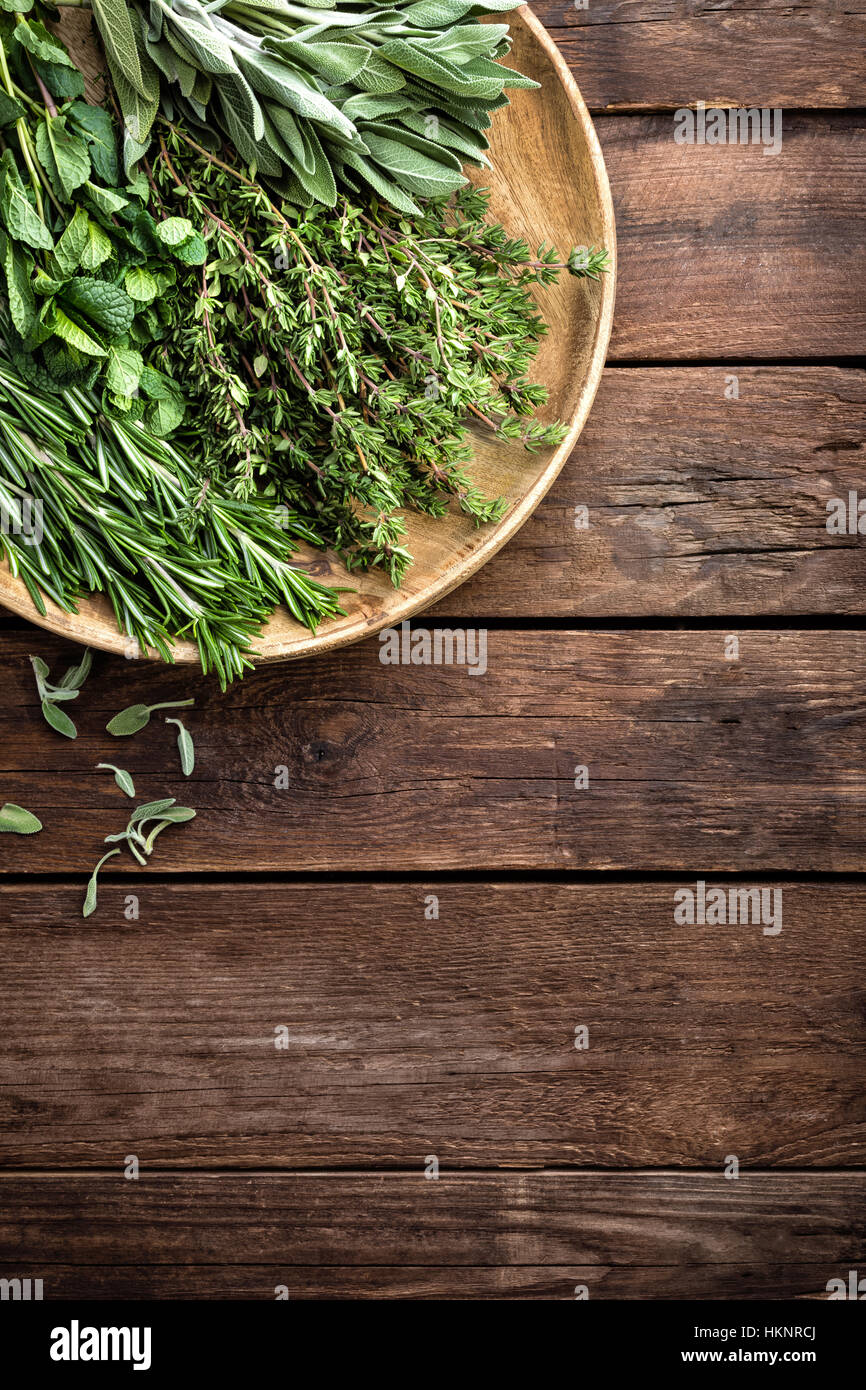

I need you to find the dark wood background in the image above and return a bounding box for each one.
[1,0,864,1300]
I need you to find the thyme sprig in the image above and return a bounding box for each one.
[150,125,609,582]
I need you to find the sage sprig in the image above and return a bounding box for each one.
[96,762,137,797]
[83,847,120,916]
[92,0,532,209]
[30,647,91,739]
[166,716,195,775]
[107,697,194,736]
[100,795,196,874]
[0,801,42,833]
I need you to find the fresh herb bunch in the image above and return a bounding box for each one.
[89,0,534,209]
[0,0,197,424]
[0,339,344,682]
[148,123,610,580]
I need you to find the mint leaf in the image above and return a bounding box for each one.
[0,150,54,251]
[61,277,135,338]
[124,266,157,302]
[105,344,143,396]
[79,217,114,272]
[53,205,90,277]
[154,216,195,247]
[3,238,36,337]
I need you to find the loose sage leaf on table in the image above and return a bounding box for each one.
[30,648,92,737]
[58,647,93,691]
[147,806,195,825]
[83,848,120,918]
[41,698,77,739]
[142,809,196,855]
[0,802,43,834]
[128,798,177,824]
[166,717,195,776]
[96,763,136,798]
[107,698,194,736]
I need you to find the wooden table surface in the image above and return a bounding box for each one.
[1,1,864,1301]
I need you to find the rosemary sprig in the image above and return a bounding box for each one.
[0,338,345,684]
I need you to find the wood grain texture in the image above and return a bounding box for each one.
[0,882,862,1168]
[599,113,866,360]
[0,1173,862,1300]
[431,366,866,616]
[535,1,866,111]
[1,630,865,873]
[0,1262,850,1300]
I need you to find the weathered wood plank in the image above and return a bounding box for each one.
[534,1,866,111]
[432,367,866,616]
[598,114,866,359]
[0,882,862,1168]
[0,1262,851,1301]
[1,630,865,872]
[0,1173,862,1300]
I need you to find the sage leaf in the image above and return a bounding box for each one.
[92,0,156,99]
[83,848,120,918]
[142,809,195,855]
[129,797,176,823]
[29,654,50,700]
[166,717,195,776]
[59,647,93,691]
[41,698,77,739]
[107,698,194,736]
[0,802,43,834]
[96,763,136,798]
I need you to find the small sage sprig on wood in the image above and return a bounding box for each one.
[30,649,92,740]
[85,796,197,914]
[83,849,121,918]
[103,797,196,866]
[96,764,137,798]
[0,802,43,834]
[107,698,195,737]
[166,717,195,776]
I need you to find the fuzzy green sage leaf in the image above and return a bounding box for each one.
[166,716,195,776]
[0,802,43,834]
[107,698,195,736]
[83,848,121,918]
[96,763,137,798]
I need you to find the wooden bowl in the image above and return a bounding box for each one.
[0,5,616,663]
